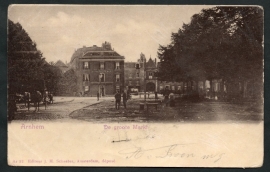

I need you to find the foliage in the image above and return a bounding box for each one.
[56,69,77,95]
[8,19,62,94]
[157,7,263,85]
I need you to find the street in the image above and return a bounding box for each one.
[12,96,113,121]
[11,95,263,123]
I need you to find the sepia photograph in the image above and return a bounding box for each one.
[7,5,263,167]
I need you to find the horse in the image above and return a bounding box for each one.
[31,91,43,111]
[24,92,31,111]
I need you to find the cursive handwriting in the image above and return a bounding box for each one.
[118,143,225,163]
[118,143,195,159]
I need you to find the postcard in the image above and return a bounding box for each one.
[7,5,263,167]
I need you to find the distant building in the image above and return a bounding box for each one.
[70,42,125,96]
[145,56,158,92]
[124,53,146,92]
[54,60,69,73]
[124,53,159,93]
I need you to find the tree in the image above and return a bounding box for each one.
[157,7,263,98]
[56,69,77,96]
[8,19,64,95]
[8,19,47,94]
[43,63,62,94]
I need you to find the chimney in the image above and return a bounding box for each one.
[155,58,157,65]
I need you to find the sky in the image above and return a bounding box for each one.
[8,5,215,63]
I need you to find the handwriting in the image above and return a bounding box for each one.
[118,143,225,163]
[118,143,195,159]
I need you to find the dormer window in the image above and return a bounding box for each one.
[116,62,120,69]
[84,62,89,69]
[135,63,140,69]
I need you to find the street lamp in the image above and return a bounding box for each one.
[144,59,146,102]
[99,73,102,96]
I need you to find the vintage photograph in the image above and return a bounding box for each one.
[8,5,263,167]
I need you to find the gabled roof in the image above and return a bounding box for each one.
[146,58,156,68]
[54,60,68,67]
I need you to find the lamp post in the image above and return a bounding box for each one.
[144,59,146,102]
[99,73,102,96]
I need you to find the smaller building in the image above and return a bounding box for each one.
[54,60,70,73]
[124,53,146,92]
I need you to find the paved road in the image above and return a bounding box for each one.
[12,96,114,121]
[10,95,263,123]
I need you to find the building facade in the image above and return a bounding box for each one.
[124,53,145,92]
[124,53,160,93]
[70,42,125,96]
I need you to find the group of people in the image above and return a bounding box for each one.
[114,90,128,110]
[163,91,175,107]
[96,90,128,110]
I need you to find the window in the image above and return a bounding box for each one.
[116,74,120,82]
[136,81,139,86]
[160,86,163,90]
[99,73,105,82]
[129,81,132,86]
[178,86,181,90]
[100,62,104,69]
[84,62,89,69]
[172,86,175,90]
[149,72,153,79]
[135,63,140,69]
[83,74,89,81]
[129,74,132,78]
[116,86,120,92]
[85,86,89,91]
[116,62,120,69]
[136,72,139,77]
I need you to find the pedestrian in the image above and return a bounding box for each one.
[164,91,169,107]
[97,91,100,101]
[123,90,127,109]
[115,91,121,110]
[169,92,175,107]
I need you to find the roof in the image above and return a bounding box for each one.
[71,44,124,61]
[54,60,68,67]
[145,58,156,68]
[125,62,136,68]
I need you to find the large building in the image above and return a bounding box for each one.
[124,53,159,93]
[70,42,125,96]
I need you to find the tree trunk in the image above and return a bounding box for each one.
[220,79,224,100]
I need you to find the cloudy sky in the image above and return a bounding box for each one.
[8,5,214,63]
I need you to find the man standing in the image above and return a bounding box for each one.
[97,91,100,101]
[155,91,158,101]
[115,91,121,110]
[123,90,127,109]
